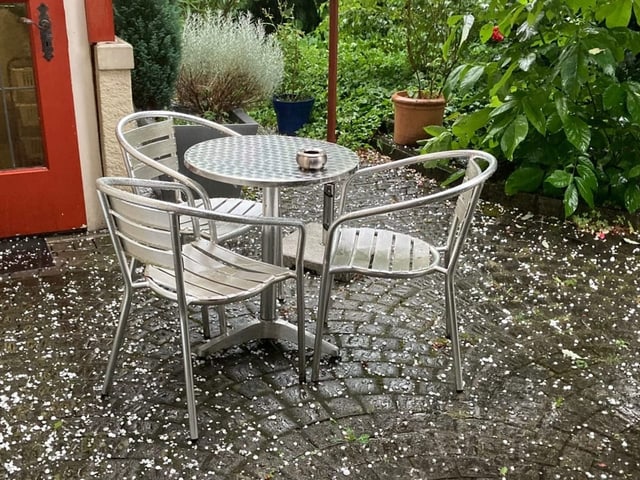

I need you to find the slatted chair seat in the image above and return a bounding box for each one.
[328,227,440,277]
[311,150,497,392]
[146,240,291,302]
[186,198,263,240]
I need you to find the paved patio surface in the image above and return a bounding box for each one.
[1,158,639,479]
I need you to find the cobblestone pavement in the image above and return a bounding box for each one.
[1,160,640,479]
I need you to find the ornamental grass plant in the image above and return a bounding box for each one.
[176,10,284,119]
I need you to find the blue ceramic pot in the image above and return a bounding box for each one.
[272,95,314,136]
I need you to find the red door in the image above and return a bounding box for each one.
[0,1,85,238]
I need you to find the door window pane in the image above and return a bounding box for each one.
[0,3,44,170]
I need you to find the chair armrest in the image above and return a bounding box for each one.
[117,139,213,208]
[336,149,497,217]
[100,176,305,238]
[99,177,308,264]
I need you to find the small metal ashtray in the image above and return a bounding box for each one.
[296,148,327,171]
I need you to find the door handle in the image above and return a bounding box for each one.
[18,4,53,61]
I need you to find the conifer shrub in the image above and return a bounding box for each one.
[113,0,181,110]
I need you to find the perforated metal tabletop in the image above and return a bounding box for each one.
[184,134,359,187]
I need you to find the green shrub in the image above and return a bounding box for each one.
[423,0,640,215]
[113,0,181,110]
[177,0,242,17]
[243,0,321,33]
[251,0,410,148]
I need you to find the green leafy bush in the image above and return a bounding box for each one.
[113,0,182,110]
[243,0,321,33]
[177,0,241,17]
[251,0,411,148]
[270,2,312,100]
[423,0,640,216]
[403,0,475,98]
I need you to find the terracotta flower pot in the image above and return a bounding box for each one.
[391,91,446,146]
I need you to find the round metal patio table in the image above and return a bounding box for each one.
[184,134,359,355]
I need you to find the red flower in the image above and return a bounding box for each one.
[492,25,504,42]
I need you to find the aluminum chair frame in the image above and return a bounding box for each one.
[310,150,498,392]
[97,177,307,441]
[116,110,263,243]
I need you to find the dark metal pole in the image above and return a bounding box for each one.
[327,0,338,143]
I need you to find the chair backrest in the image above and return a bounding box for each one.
[121,117,180,181]
[116,110,241,183]
[446,156,487,268]
[96,176,200,281]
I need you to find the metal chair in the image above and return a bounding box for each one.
[310,150,497,391]
[116,111,263,340]
[116,110,263,242]
[97,177,307,441]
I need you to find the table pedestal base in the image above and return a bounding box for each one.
[194,317,339,357]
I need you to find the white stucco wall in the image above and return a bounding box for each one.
[64,0,103,230]
[64,1,134,232]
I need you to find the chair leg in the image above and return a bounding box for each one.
[444,277,452,339]
[201,306,227,339]
[217,305,227,334]
[102,286,133,396]
[311,272,334,382]
[201,306,211,339]
[178,301,199,441]
[295,278,306,383]
[444,274,464,392]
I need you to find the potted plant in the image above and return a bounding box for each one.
[391,0,474,145]
[271,5,315,136]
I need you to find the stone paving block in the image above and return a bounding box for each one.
[372,336,402,352]
[339,331,371,348]
[324,396,367,418]
[300,420,344,450]
[232,377,274,399]
[349,347,383,362]
[257,410,300,437]
[361,393,396,413]
[363,361,401,378]
[343,376,382,395]
[284,403,332,426]
[311,379,348,398]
